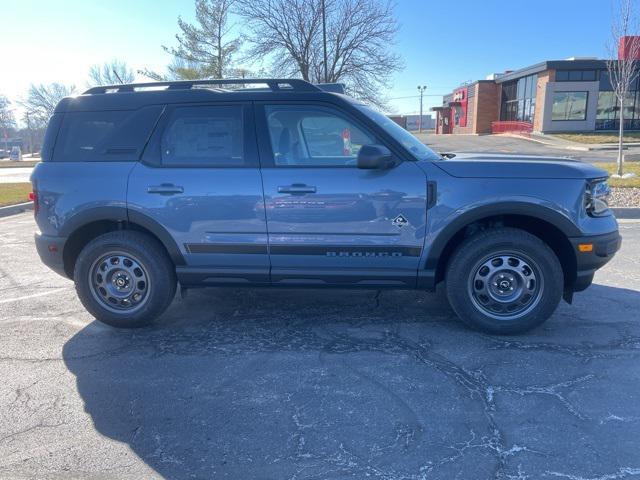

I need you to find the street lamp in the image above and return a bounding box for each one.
[322,0,328,83]
[417,85,427,133]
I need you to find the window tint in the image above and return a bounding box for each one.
[556,70,598,82]
[552,91,588,121]
[265,105,374,166]
[54,106,162,162]
[500,74,537,122]
[161,105,244,166]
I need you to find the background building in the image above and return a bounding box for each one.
[388,114,435,131]
[433,37,640,135]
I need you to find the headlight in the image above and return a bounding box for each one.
[585,179,611,216]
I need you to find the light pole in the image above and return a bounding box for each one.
[322,0,328,83]
[417,85,427,133]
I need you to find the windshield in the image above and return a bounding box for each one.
[355,105,442,161]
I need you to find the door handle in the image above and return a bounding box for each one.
[278,184,317,195]
[147,184,184,195]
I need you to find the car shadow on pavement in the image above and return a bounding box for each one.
[62,284,640,479]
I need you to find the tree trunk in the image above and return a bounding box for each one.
[618,96,625,177]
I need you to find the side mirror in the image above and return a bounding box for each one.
[357,144,395,170]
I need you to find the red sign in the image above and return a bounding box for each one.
[451,87,469,128]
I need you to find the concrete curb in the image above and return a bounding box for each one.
[611,207,640,219]
[0,202,34,218]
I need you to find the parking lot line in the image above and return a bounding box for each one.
[0,287,70,305]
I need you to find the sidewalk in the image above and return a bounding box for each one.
[528,133,640,152]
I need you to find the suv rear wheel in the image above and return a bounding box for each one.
[445,227,563,334]
[74,231,177,328]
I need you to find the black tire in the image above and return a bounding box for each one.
[445,227,563,335]
[74,231,177,328]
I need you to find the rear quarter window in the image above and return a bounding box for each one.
[53,105,163,162]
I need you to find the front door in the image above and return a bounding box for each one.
[127,103,269,285]
[256,103,428,288]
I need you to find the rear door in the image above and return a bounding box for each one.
[256,102,428,287]
[127,102,269,285]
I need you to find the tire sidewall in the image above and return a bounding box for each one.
[446,230,564,334]
[74,232,176,328]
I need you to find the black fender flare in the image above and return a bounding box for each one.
[60,206,185,266]
[423,201,581,272]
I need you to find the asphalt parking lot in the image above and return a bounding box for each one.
[422,134,640,163]
[1,212,639,480]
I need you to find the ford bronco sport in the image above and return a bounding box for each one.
[31,79,621,334]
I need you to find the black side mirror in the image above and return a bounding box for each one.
[357,144,394,170]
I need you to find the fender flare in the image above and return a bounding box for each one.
[424,201,581,271]
[60,206,185,266]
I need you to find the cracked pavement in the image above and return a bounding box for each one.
[0,212,639,479]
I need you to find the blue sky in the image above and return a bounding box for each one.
[1,0,615,117]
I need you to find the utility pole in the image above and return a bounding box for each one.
[322,0,328,83]
[417,85,427,133]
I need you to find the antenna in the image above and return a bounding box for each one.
[112,69,124,84]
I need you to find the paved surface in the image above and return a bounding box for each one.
[1,213,639,479]
[421,134,640,163]
[0,167,32,184]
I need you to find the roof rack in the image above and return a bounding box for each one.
[83,78,322,95]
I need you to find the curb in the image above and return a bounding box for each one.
[611,207,640,219]
[0,202,34,218]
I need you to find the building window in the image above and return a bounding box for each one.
[596,90,640,130]
[500,74,537,122]
[552,91,589,121]
[556,70,597,82]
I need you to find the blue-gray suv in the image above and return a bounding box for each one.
[31,79,621,334]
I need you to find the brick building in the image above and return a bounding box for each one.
[433,36,640,135]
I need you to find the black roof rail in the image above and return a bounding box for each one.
[83,78,322,95]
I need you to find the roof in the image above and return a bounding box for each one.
[495,59,609,83]
[55,79,349,113]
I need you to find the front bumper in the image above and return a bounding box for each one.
[569,230,621,292]
[35,233,68,278]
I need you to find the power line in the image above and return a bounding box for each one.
[388,94,445,100]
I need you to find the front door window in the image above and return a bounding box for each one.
[264,105,375,167]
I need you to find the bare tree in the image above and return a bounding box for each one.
[138,58,212,82]
[88,59,136,86]
[0,95,15,130]
[21,83,76,127]
[163,0,241,79]
[0,95,16,153]
[606,0,640,177]
[235,0,402,107]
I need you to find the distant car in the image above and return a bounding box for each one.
[9,146,22,161]
[31,78,621,334]
[0,149,8,159]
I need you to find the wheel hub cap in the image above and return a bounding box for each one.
[469,253,543,320]
[89,252,150,313]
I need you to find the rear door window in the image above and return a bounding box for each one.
[160,105,245,167]
[54,106,163,162]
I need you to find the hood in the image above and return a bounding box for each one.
[434,153,608,180]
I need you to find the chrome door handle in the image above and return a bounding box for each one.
[278,184,317,195]
[147,184,184,195]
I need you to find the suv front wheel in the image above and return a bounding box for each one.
[445,227,563,334]
[74,231,177,328]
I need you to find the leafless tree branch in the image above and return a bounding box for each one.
[88,59,136,86]
[606,0,640,176]
[235,0,403,108]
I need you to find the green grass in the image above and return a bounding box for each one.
[0,160,40,168]
[0,183,32,207]
[594,162,640,187]
[553,132,640,144]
